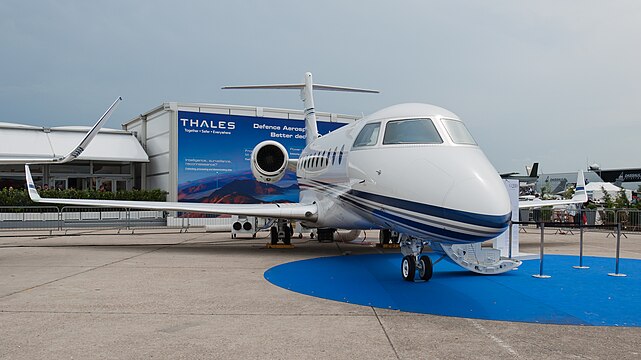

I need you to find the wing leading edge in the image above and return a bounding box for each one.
[24,165,317,221]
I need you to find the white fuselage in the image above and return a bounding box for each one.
[296,103,511,244]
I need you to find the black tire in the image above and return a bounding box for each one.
[418,255,433,281]
[270,227,278,245]
[391,232,400,244]
[401,255,416,281]
[379,229,391,245]
[283,227,291,245]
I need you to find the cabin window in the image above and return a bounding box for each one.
[442,119,477,145]
[383,119,442,145]
[353,122,381,147]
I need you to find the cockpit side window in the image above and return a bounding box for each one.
[442,119,477,145]
[383,118,442,145]
[353,122,381,148]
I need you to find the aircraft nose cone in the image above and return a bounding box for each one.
[444,172,512,230]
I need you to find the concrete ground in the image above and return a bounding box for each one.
[1,227,640,359]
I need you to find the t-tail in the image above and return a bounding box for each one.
[222,72,378,145]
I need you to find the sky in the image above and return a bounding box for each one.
[1,1,640,174]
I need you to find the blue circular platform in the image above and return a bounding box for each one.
[264,254,640,326]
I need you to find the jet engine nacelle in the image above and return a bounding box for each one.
[251,140,289,184]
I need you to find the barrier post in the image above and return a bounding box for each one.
[608,223,627,277]
[532,222,551,278]
[573,214,589,269]
[508,220,513,259]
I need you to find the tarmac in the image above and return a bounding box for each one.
[1,227,640,359]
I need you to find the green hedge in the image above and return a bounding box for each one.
[0,188,167,207]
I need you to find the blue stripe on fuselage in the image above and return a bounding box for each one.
[338,194,500,242]
[299,178,510,233]
[347,188,510,229]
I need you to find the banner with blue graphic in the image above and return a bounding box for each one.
[177,111,346,205]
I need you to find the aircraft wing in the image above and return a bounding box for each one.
[518,170,587,209]
[0,97,122,164]
[24,165,317,221]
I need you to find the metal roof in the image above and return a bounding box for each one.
[0,123,148,162]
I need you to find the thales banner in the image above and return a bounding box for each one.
[177,111,346,205]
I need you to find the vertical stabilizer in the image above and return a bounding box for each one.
[301,72,319,145]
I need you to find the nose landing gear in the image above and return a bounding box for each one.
[400,236,433,282]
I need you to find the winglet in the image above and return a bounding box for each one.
[572,170,588,203]
[55,96,123,163]
[24,165,41,202]
[0,97,122,165]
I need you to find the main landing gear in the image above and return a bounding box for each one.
[270,219,294,245]
[400,236,433,282]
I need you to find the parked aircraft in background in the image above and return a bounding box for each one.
[25,73,587,281]
[501,162,540,195]
[500,162,539,182]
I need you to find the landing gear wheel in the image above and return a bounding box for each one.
[283,227,291,245]
[401,255,416,281]
[418,255,433,281]
[270,227,278,245]
[379,229,391,245]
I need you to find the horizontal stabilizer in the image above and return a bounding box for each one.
[222,84,379,93]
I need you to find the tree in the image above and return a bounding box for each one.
[562,185,575,200]
[601,186,614,208]
[541,181,553,200]
[615,188,630,208]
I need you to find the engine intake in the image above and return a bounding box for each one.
[251,140,289,183]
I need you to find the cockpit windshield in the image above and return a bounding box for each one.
[442,119,477,145]
[383,118,442,145]
[353,122,381,147]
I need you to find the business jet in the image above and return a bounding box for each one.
[24,73,587,281]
